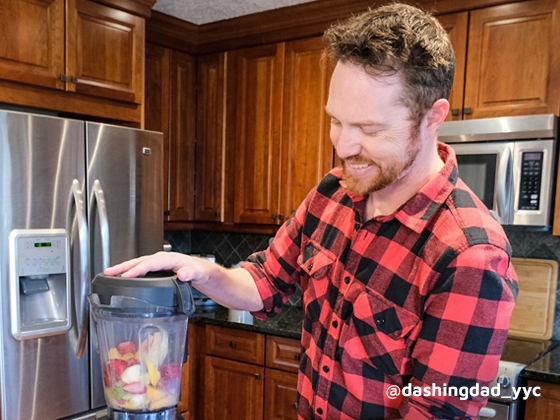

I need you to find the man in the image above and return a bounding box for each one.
[105,3,518,419]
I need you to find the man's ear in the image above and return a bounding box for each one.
[425,99,450,136]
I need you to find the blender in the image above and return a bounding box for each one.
[89,271,195,420]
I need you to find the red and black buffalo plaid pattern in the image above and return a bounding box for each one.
[243,143,518,420]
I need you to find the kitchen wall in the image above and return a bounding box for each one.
[166,227,560,339]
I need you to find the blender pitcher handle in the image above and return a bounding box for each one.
[67,179,90,358]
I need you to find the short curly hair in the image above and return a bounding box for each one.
[323,2,455,122]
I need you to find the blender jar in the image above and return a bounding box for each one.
[89,271,195,419]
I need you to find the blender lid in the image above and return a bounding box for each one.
[91,271,195,316]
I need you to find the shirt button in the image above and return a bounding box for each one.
[376,318,385,326]
[344,277,350,284]
[332,320,338,328]
[317,408,323,415]
[323,366,329,373]
[354,223,360,230]
[307,263,313,271]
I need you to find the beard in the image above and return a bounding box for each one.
[341,121,422,196]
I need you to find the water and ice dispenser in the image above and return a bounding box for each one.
[9,229,72,340]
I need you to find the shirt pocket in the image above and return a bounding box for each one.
[297,241,336,280]
[340,288,419,377]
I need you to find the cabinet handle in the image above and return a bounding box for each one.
[293,353,301,361]
[254,373,261,380]
[271,214,277,220]
[451,108,459,116]
[59,74,67,82]
[464,107,472,115]
[278,214,284,221]
[71,76,78,84]
[229,341,236,348]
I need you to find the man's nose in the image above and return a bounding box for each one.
[333,128,361,161]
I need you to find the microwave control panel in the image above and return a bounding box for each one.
[518,151,544,210]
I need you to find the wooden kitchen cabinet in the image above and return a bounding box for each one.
[145,43,197,222]
[233,43,285,225]
[195,53,228,223]
[524,380,560,419]
[440,0,560,120]
[0,0,145,108]
[233,37,334,225]
[202,325,300,420]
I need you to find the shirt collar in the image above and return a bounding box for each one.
[338,142,459,233]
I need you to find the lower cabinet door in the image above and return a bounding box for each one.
[204,355,264,420]
[264,368,299,420]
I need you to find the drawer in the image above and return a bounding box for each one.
[266,335,302,373]
[206,325,265,365]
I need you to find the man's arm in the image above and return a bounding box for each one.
[104,252,264,311]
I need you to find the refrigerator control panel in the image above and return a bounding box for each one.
[9,229,72,340]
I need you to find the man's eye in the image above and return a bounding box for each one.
[330,119,341,126]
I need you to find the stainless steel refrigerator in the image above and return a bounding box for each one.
[0,109,164,419]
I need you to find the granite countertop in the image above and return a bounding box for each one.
[521,340,560,384]
[189,303,303,340]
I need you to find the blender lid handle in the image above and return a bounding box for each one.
[172,277,196,316]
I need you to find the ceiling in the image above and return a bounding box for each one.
[153,0,321,25]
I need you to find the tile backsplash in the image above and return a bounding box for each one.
[166,226,560,338]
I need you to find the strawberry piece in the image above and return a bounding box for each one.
[160,364,181,381]
[123,382,147,395]
[105,359,127,385]
[117,341,136,355]
[126,358,140,367]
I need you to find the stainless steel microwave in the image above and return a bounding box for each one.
[438,114,558,227]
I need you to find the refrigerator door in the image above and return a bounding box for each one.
[0,110,90,419]
[86,122,163,407]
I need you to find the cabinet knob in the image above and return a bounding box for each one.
[59,74,67,82]
[293,353,301,361]
[229,341,236,348]
[271,214,277,220]
[463,107,472,115]
[71,76,78,84]
[451,108,459,116]
[254,373,261,380]
[278,214,284,221]
[292,403,298,410]
[214,211,220,218]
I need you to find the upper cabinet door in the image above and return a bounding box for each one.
[281,37,334,218]
[438,12,468,122]
[0,0,65,89]
[195,53,227,223]
[464,0,560,119]
[67,0,144,103]
[233,44,285,225]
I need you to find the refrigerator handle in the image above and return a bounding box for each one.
[91,179,111,269]
[67,179,90,359]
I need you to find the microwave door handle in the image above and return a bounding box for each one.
[67,179,90,359]
[91,179,111,270]
[495,147,513,221]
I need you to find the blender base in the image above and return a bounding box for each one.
[99,407,183,420]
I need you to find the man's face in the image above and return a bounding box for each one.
[326,61,423,196]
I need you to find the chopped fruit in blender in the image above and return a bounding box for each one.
[117,341,136,355]
[108,347,122,359]
[146,358,161,387]
[121,364,142,384]
[126,358,140,367]
[105,359,127,385]
[123,382,147,394]
[160,364,181,381]
[121,352,136,361]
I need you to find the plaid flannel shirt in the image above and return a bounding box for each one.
[243,143,518,420]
